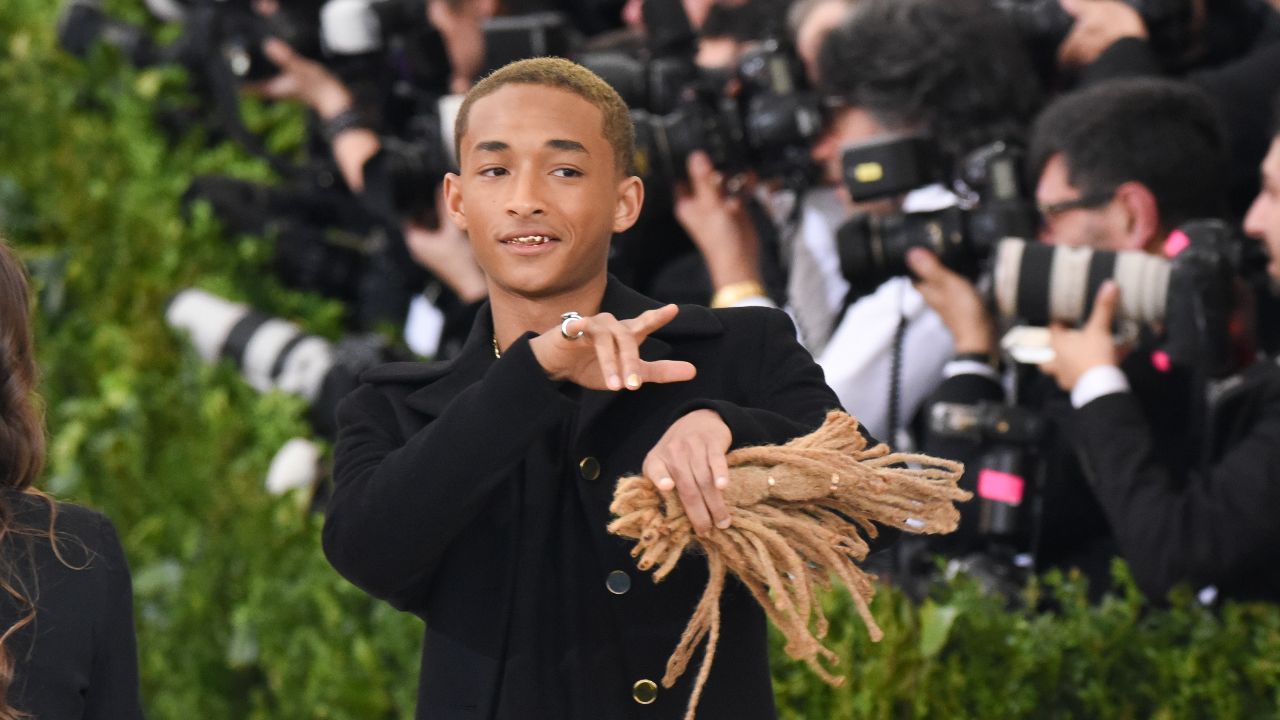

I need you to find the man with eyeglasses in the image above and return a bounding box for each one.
[911,78,1280,603]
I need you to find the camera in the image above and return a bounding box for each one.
[926,400,1046,594]
[993,220,1260,376]
[835,136,1038,294]
[165,288,391,439]
[58,0,324,80]
[625,38,824,193]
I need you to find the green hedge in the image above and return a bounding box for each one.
[3,4,1279,718]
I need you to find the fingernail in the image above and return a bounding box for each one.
[657,477,675,491]
[714,476,728,489]
[608,375,621,390]
[717,518,732,530]
[626,373,641,390]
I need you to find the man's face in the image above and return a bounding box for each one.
[1244,137,1280,281]
[443,84,642,300]
[811,105,887,189]
[1035,153,1130,251]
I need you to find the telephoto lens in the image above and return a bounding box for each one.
[166,289,338,403]
[992,238,1170,328]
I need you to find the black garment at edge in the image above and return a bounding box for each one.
[323,278,842,720]
[0,491,144,719]
[923,350,1280,603]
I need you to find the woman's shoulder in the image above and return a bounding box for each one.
[4,491,125,571]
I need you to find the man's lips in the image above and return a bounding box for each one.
[499,233,561,246]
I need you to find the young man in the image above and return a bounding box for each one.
[322,58,840,719]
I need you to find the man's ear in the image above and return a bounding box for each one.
[442,172,468,231]
[612,175,644,234]
[1114,181,1161,251]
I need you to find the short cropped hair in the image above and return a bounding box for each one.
[453,57,636,176]
[1029,78,1228,228]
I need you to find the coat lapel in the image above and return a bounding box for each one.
[402,304,498,417]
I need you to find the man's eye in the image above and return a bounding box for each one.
[480,167,507,177]
[552,168,583,178]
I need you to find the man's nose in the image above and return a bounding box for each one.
[1242,194,1266,240]
[505,172,546,217]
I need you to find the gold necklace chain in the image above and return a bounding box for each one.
[492,335,501,358]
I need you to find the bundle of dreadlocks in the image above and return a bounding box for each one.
[608,410,970,720]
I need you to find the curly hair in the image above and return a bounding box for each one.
[453,56,636,176]
[0,239,60,720]
[817,0,1042,165]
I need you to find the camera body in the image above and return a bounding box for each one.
[835,136,1038,294]
[584,36,823,196]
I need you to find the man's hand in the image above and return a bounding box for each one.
[528,304,697,391]
[248,38,352,119]
[1057,0,1149,69]
[643,409,733,535]
[906,248,995,355]
[674,151,764,291]
[1040,280,1125,391]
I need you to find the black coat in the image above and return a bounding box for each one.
[1,492,144,719]
[922,354,1280,602]
[323,279,841,720]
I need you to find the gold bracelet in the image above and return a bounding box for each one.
[710,280,767,308]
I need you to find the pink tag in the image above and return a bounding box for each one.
[1151,350,1172,373]
[977,469,1025,506]
[1164,229,1191,258]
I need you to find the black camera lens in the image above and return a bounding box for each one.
[836,207,973,294]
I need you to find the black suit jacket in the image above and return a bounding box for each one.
[323,279,841,719]
[923,354,1280,602]
[2,492,144,719]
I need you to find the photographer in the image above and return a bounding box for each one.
[807,0,1040,441]
[248,1,495,355]
[918,78,1280,602]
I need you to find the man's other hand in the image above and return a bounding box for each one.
[529,304,697,391]
[906,247,995,355]
[643,409,733,535]
[1040,280,1125,391]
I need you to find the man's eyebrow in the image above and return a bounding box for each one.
[546,139,589,154]
[474,141,509,153]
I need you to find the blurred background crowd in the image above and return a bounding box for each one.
[8,0,1280,713]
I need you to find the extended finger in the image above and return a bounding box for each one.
[1086,280,1120,333]
[624,304,681,341]
[640,359,697,384]
[263,37,297,66]
[609,320,644,390]
[587,317,623,391]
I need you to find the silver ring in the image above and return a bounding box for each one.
[560,311,585,340]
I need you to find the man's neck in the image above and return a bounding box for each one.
[489,276,608,352]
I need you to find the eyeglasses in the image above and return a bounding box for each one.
[1037,190,1116,221]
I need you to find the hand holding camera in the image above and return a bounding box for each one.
[1039,280,1128,391]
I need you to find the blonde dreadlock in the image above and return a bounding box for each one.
[608,410,970,720]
